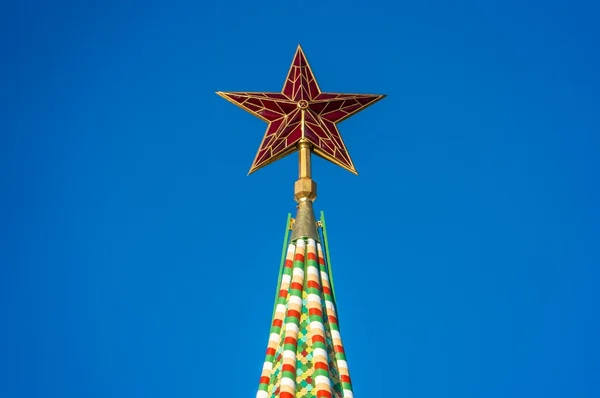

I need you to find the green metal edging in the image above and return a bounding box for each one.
[272,213,292,320]
[320,211,337,302]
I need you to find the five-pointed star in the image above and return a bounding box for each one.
[216,45,385,175]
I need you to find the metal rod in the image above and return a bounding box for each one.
[298,141,312,179]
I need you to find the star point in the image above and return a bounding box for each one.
[217,46,385,175]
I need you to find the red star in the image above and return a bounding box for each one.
[217,45,385,175]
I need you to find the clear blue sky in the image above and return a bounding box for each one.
[2,1,599,397]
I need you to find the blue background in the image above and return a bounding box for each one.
[2,1,599,397]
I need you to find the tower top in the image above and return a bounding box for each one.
[217,45,385,241]
[216,46,385,398]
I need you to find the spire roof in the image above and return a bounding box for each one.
[257,236,353,398]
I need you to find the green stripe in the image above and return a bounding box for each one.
[272,213,292,322]
[314,369,329,377]
[313,341,326,349]
[283,371,296,379]
[320,211,337,302]
[284,343,296,351]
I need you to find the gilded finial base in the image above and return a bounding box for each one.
[290,199,319,242]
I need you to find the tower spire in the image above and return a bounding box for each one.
[217,45,385,398]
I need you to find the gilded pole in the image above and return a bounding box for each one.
[291,140,319,241]
[294,140,317,202]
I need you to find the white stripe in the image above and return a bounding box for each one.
[337,359,348,370]
[283,350,296,359]
[296,239,306,248]
[306,266,319,276]
[343,389,354,397]
[281,274,291,284]
[292,267,304,278]
[280,377,295,388]
[315,375,332,386]
[287,244,296,253]
[269,333,280,343]
[331,330,341,340]
[325,301,334,310]
[307,238,316,247]
[285,323,298,334]
[289,295,302,306]
[256,390,268,398]
[310,321,324,331]
[313,347,327,358]
[307,294,322,304]
[262,362,273,371]
[276,304,287,314]
[320,271,330,281]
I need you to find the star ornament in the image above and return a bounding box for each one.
[216,45,386,175]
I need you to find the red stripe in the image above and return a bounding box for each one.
[341,375,351,383]
[323,286,331,295]
[315,361,328,370]
[328,315,338,324]
[318,257,325,265]
[315,361,329,370]
[273,319,283,328]
[285,259,293,268]
[266,347,276,356]
[281,393,294,398]
[307,280,320,289]
[260,376,270,385]
[317,391,332,398]
[334,345,345,354]
[291,282,303,291]
[307,252,317,261]
[279,290,287,298]
[287,309,300,319]
[309,308,322,317]
[294,254,305,262]
[284,337,297,346]
[282,364,295,373]
[312,334,325,344]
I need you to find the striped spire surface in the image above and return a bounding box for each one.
[256,237,353,398]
